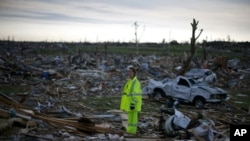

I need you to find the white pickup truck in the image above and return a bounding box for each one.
[143,76,229,108]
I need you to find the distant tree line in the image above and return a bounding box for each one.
[205,41,249,50]
[0,40,249,50]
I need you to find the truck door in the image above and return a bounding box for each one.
[172,78,191,101]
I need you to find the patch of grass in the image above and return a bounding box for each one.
[0,84,30,95]
[80,96,165,117]
[80,96,121,112]
[29,47,74,56]
[227,88,250,111]
[26,44,244,61]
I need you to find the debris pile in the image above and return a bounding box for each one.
[0,43,250,140]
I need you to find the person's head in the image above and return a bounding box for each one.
[128,66,136,79]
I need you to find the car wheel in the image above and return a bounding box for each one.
[194,97,205,109]
[153,90,164,100]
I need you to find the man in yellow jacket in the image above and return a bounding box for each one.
[120,66,142,135]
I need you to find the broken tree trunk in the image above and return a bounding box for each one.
[179,18,203,75]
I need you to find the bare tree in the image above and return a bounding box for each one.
[179,18,203,75]
[162,38,169,55]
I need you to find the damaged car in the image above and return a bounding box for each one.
[142,76,229,108]
[184,68,217,84]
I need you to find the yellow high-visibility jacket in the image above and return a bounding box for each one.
[120,76,142,112]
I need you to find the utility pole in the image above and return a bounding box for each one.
[134,21,139,54]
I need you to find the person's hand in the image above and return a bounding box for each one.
[130,104,135,110]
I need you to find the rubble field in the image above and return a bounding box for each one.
[0,43,250,141]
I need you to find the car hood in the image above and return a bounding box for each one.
[196,85,227,94]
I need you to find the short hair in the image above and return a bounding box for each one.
[129,67,136,74]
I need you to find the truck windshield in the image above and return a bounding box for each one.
[188,78,196,85]
[189,78,209,86]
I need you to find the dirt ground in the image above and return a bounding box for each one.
[0,44,250,140]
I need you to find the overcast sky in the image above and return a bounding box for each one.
[0,0,249,43]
